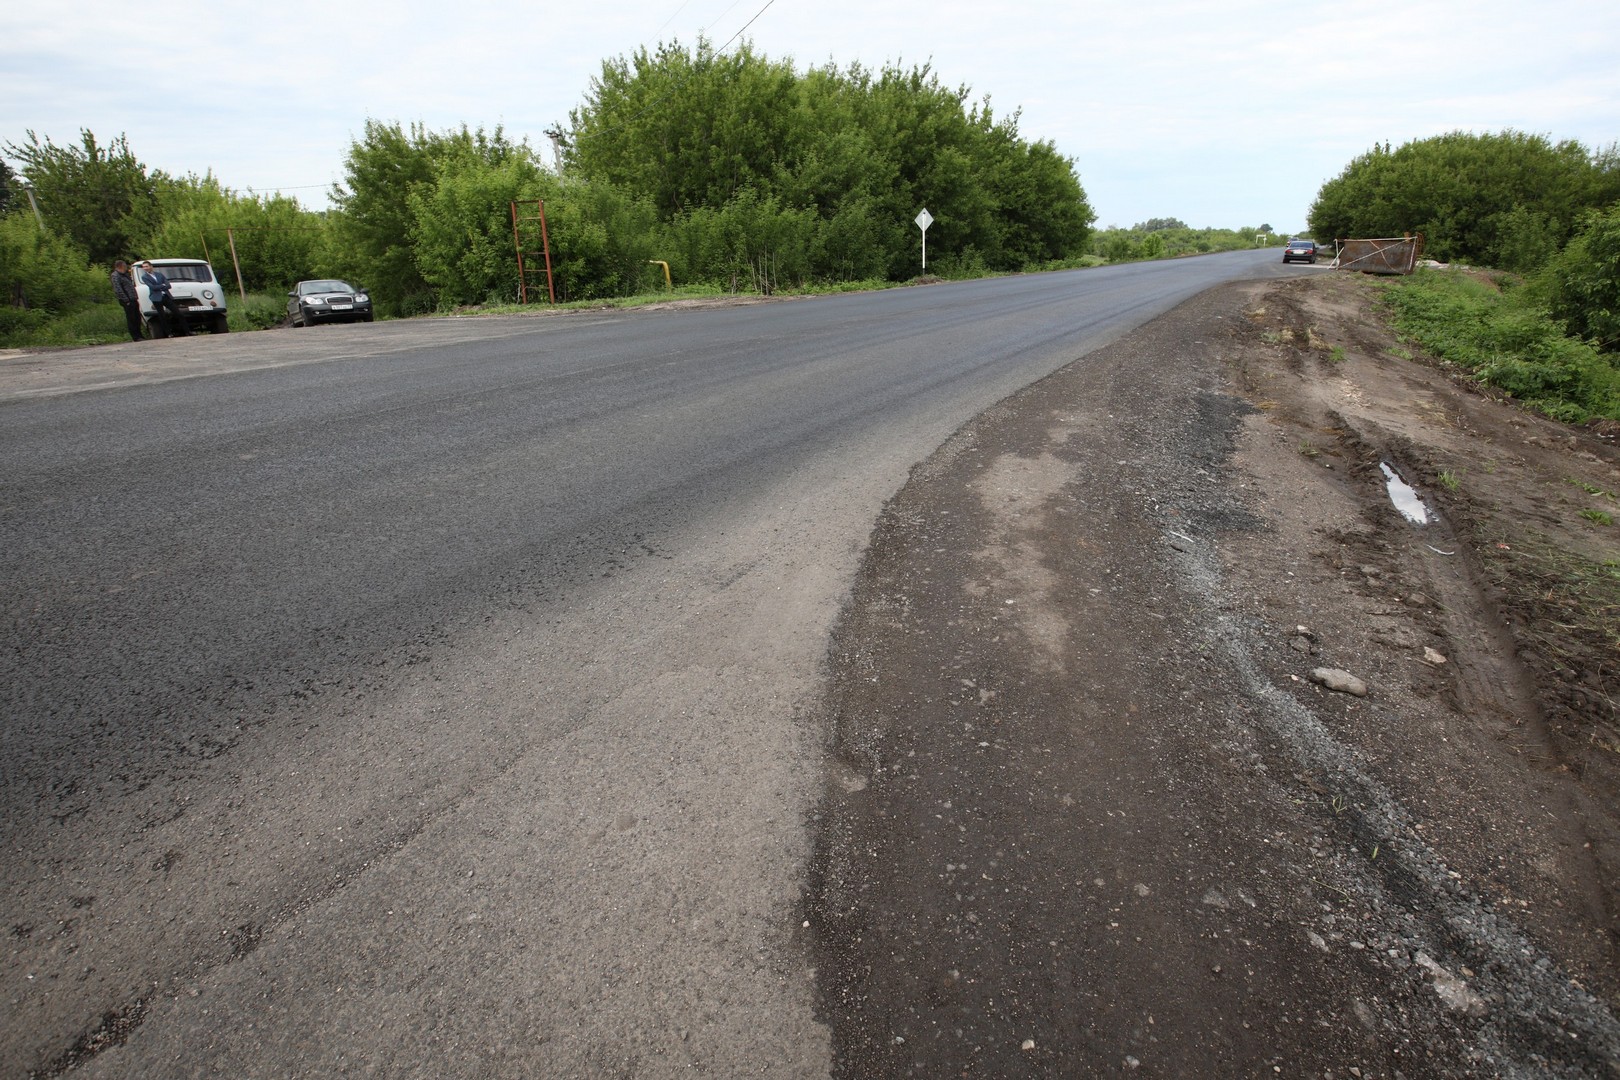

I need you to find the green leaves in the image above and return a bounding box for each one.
[6,42,1100,342]
[567,40,1094,283]
[1540,204,1620,352]
[4,129,156,265]
[0,209,104,326]
[1382,269,1620,421]
[1307,131,1618,269]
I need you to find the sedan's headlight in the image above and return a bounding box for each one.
[354,293,369,303]
[305,296,326,306]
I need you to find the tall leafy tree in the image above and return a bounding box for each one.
[0,209,103,336]
[3,129,157,264]
[144,173,326,292]
[566,41,1093,283]
[569,38,798,217]
[1540,204,1620,351]
[1308,131,1618,269]
[408,142,547,307]
[329,122,524,315]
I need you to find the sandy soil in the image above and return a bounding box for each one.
[809,271,1619,1077]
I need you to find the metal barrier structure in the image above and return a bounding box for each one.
[1333,235,1424,275]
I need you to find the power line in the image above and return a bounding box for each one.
[716,0,776,54]
[568,0,782,148]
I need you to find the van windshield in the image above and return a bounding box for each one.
[150,264,215,283]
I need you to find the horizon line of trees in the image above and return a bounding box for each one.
[3,38,1103,334]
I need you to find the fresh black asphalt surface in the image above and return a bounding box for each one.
[2,251,1289,1076]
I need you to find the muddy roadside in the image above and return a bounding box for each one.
[808,272,1619,1076]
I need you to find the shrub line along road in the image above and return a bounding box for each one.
[18,250,1584,1077]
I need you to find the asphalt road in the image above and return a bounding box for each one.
[1,251,1287,1077]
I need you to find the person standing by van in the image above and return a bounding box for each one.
[110,260,144,342]
[139,260,190,337]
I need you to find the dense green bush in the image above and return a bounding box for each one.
[1381,269,1620,422]
[1088,223,1276,263]
[660,189,818,293]
[7,41,1105,340]
[0,210,108,344]
[233,292,291,331]
[1538,203,1620,351]
[408,149,546,308]
[3,130,157,265]
[567,40,1095,284]
[543,181,661,301]
[1308,131,1620,270]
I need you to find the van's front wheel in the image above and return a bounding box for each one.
[211,314,229,334]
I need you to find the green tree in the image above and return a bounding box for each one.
[142,174,326,291]
[330,122,524,316]
[0,210,103,339]
[407,145,546,307]
[3,130,158,264]
[570,38,798,217]
[537,181,658,301]
[1308,131,1616,268]
[566,42,1093,284]
[0,159,14,216]
[1540,204,1620,351]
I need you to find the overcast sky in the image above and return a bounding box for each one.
[4,1,1616,232]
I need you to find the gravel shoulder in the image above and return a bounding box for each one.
[808,272,1620,1077]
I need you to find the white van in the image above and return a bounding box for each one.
[135,258,230,335]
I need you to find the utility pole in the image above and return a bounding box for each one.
[543,126,566,173]
[22,186,45,229]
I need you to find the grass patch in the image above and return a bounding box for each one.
[1379,269,1620,423]
[1568,477,1616,500]
[1,291,294,347]
[1477,530,1620,687]
[1581,509,1615,526]
[231,292,291,330]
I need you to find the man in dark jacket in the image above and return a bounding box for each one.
[111,260,144,341]
[138,261,190,337]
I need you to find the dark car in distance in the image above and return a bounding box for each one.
[288,280,374,326]
[1282,239,1318,264]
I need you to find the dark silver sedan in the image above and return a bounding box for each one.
[288,280,374,326]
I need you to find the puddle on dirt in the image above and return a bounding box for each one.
[1380,463,1431,525]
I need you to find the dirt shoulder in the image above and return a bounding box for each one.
[808,273,1620,1077]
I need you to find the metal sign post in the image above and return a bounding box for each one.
[915,208,934,272]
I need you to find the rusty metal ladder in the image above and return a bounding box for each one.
[509,200,557,305]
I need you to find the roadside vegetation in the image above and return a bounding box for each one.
[1088,218,1278,262]
[1,39,1111,347]
[1306,129,1620,426]
[1380,266,1620,424]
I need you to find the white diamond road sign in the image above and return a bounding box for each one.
[916,209,933,270]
